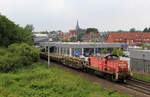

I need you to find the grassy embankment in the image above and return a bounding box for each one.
[133,74,150,82]
[0,62,130,97]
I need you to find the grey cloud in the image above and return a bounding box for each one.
[0,0,150,32]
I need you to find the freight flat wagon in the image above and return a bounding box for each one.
[40,52,132,82]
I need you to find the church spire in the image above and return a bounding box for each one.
[76,20,80,29]
[76,20,80,35]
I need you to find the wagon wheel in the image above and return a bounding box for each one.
[111,75,116,81]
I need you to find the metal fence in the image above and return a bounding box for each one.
[130,50,150,73]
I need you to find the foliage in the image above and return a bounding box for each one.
[89,38,99,42]
[86,28,98,33]
[0,14,33,47]
[112,48,117,55]
[102,48,108,54]
[77,32,86,41]
[117,48,123,56]
[141,44,145,50]
[70,37,77,42]
[24,24,34,32]
[129,28,136,32]
[90,39,95,42]
[55,35,61,41]
[112,48,123,56]
[62,38,69,42]
[129,28,141,32]
[117,30,128,32]
[0,63,130,97]
[0,43,40,72]
[143,27,150,32]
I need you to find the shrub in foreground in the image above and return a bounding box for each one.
[0,43,40,72]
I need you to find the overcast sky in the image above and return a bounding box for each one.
[0,0,150,32]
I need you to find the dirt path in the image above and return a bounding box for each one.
[50,62,149,97]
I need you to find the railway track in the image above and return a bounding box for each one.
[123,78,150,96]
[40,54,150,97]
[49,61,150,97]
[54,60,150,96]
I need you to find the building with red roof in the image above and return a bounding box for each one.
[82,32,103,42]
[106,32,150,46]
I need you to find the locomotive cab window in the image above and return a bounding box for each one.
[105,55,119,61]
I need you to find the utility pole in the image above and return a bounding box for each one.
[48,42,50,67]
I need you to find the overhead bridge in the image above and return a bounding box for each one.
[39,42,127,57]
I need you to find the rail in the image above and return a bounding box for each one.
[123,78,150,96]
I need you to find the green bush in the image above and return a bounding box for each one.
[117,48,123,56]
[111,48,123,56]
[141,44,145,50]
[102,48,107,54]
[0,43,40,72]
[0,48,7,56]
[9,43,40,62]
[0,52,23,72]
[112,48,117,55]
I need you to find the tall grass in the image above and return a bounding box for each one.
[0,63,130,97]
[133,74,150,82]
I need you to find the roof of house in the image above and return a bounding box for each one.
[106,32,150,43]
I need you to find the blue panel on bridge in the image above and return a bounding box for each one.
[121,44,128,47]
[74,50,80,56]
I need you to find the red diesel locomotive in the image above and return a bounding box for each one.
[40,53,132,82]
[87,55,131,82]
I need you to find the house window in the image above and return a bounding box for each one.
[115,38,119,42]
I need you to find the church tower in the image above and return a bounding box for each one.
[75,20,80,35]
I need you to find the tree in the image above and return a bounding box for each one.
[0,14,33,47]
[23,25,34,45]
[0,15,17,47]
[117,48,123,56]
[86,28,98,33]
[148,28,150,32]
[77,32,85,41]
[112,48,117,55]
[55,35,61,41]
[117,30,127,32]
[141,44,145,50]
[24,24,34,32]
[70,37,77,42]
[143,27,148,32]
[130,28,136,32]
[102,48,107,54]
